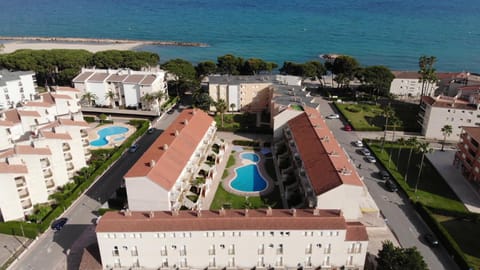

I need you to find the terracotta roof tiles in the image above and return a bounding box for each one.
[462,127,480,142]
[17,110,41,117]
[0,162,28,174]
[345,221,368,241]
[124,74,145,84]
[72,71,94,83]
[14,145,51,155]
[87,73,109,83]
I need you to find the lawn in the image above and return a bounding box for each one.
[335,100,420,132]
[214,112,272,133]
[209,184,282,210]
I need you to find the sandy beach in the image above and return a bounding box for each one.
[1,41,143,53]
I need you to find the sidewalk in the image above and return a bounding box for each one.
[427,150,480,213]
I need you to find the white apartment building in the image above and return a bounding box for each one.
[273,107,378,220]
[125,109,220,212]
[0,70,37,110]
[72,68,168,110]
[96,209,368,270]
[419,95,480,141]
[389,71,437,97]
[0,87,90,221]
[208,75,302,112]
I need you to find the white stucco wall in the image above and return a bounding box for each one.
[316,185,364,221]
[126,178,170,211]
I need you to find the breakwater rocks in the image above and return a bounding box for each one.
[0,36,209,47]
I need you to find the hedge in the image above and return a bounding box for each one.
[232,140,261,147]
[415,202,473,270]
[83,116,96,123]
[0,120,149,239]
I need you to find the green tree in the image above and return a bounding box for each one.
[414,142,433,193]
[441,124,453,151]
[141,93,155,110]
[215,99,228,127]
[418,56,437,98]
[98,113,108,123]
[105,91,116,108]
[230,103,236,113]
[241,58,278,75]
[358,66,395,97]
[81,92,97,106]
[381,104,395,153]
[377,241,427,270]
[192,90,213,111]
[195,61,217,79]
[331,55,360,88]
[216,54,243,75]
[161,58,197,96]
[405,136,418,184]
[396,137,406,165]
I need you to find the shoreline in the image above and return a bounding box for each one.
[0,36,209,54]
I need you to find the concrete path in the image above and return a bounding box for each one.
[427,150,480,213]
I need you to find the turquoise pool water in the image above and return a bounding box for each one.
[241,152,259,162]
[230,153,267,192]
[90,126,128,147]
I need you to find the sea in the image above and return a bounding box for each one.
[0,0,479,72]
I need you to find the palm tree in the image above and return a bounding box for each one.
[230,103,236,113]
[441,125,453,151]
[414,142,433,193]
[396,137,406,165]
[141,93,155,110]
[215,99,228,127]
[105,91,117,108]
[81,92,97,106]
[381,104,395,153]
[405,136,418,184]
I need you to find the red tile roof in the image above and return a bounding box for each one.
[124,109,214,190]
[462,127,480,142]
[124,74,145,84]
[72,72,94,83]
[421,95,475,110]
[14,145,51,155]
[40,130,72,140]
[287,107,363,195]
[139,75,157,85]
[96,209,351,233]
[54,86,80,92]
[3,109,20,123]
[392,71,420,79]
[87,73,109,83]
[17,110,41,117]
[58,118,90,127]
[106,74,128,83]
[345,221,368,241]
[0,162,28,174]
[23,101,53,107]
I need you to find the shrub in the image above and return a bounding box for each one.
[83,116,96,123]
[346,105,362,113]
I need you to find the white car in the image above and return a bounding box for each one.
[326,114,340,119]
[353,140,363,147]
[360,148,371,156]
[365,156,376,163]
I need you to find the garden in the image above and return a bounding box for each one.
[367,139,480,269]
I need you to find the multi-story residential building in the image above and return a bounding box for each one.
[208,75,302,112]
[125,108,220,212]
[0,70,37,110]
[96,208,368,270]
[418,95,479,140]
[389,71,466,98]
[455,127,480,185]
[0,87,90,221]
[273,107,378,220]
[72,68,168,110]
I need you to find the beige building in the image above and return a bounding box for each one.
[96,209,368,270]
[125,109,221,212]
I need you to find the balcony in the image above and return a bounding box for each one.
[62,143,71,151]
[40,158,50,168]
[18,188,30,199]
[66,163,74,171]
[43,169,53,178]
[82,140,89,147]
[21,199,33,209]
[15,178,26,188]
[80,130,88,138]
[64,153,73,161]
[131,250,138,256]
[45,179,55,189]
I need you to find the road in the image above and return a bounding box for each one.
[317,98,459,270]
[9,108,181,270]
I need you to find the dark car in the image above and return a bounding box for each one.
[385,180,398,192]
[379,170,390,181]
[51,217,68,231]
[129,144,139,153]
[147,128,155,134]
[424,233,439,247]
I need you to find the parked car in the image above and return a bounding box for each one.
[385,180,398,192]
[129,144,139,153]
[423,233,439,247]
[147,128,155,134]
[326,114,340,119]
[379,170,390,181]
[344,124,352,131]
[360,148,371,156]
[51,217,68,231]
[353,140,363,147]
[365,156,376,163]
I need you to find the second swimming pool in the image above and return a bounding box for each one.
[90,126,129,147]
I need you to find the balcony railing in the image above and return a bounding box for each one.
[82,140,89,147]
[66,163,74,171]
[15,178,26,188]
[21,199,33,209]
[43,169,53,178]
[64,153,73,161]
[62,144,71,151]
[80,130,88,138]
[45,179,55,189]
[18,189,30,199]
[40,159,50,168]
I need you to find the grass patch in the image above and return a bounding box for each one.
[215,113,271,133]
[210,184,281,210]
[226,154,236,168]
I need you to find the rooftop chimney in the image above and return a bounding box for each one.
[163,144,169,150]
[291,208,297,217]
[174,130,179,136]
[124,209,132,216]
[219,207,226,216]
[197,209,202,217]
[150,160,156,167]
[266,206,272,216]
[313,208,320,216]
[149,211,155,218]
[172,209,179,216]
[244,208,249,217]
[184,119,189,125]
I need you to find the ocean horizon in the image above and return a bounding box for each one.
[1,0,479,72]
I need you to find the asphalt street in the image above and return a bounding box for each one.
[317,98,459,270]
[8,109,181,270]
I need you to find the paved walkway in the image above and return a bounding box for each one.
[0,234,29,269]
[427,150,480,213]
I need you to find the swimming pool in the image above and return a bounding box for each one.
[230,152,267,193]
[90,126,129,147]
[241,152,259,162]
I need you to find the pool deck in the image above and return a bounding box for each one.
[87,123,136,149]
[221,149,275,197]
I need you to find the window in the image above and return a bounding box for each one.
[113,246,119,256]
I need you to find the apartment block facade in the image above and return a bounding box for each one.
[0,87,90,221]
[0,69,37,110]
[96,209,368,270]
[72,67,168,110]
[455,127,480,185]
[125,109,221,212]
